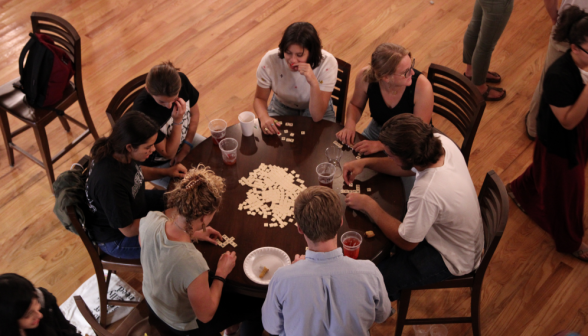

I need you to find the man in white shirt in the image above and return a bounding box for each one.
[343,114,484,300]
[262,186,392,336]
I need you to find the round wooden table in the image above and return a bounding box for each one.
[179,116,406,297]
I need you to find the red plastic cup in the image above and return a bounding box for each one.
[341,231,362,259]
[219,138,238,166]
[209,119,227,145]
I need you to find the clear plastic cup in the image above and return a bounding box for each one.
[316,162,336,186]
[430,325,447,336]
[325,145,343,178]
[219,138,238,165]
[413,325,431,336]
[238,111,255,137]
[209,119,227,145]
[341,231,362,259]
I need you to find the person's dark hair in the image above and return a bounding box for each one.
[0,273,38,336]
[90,111,159,163]
[278,22,324,69]
[146,61,182,97]
[379,113,443,169]
[554,5,588,45]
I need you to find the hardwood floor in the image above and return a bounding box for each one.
[1,0,587,335]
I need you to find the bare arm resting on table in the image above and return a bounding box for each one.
[188,251,236,323]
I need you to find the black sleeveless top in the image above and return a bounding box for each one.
[368,69,421,126]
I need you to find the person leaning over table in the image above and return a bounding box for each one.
[84,111,187,260]
[336,43,433,156]
[133,61,206,188]
[139,164,264,336]
[262,186,392,336]
[0,273,79,336]
[342,114,484,300]
[254,22,338,135]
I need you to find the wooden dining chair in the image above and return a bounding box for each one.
[427,63,486,165]
[66,156,142,327]
[0,12,99,193]
[105,73,147,127]
[75,296,162,336]
[394,170,509,336]
[333,58,351,126]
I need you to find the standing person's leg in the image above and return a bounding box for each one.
[470,0,513,99]
[377,240,453,301]
[463,0,484,75]
[526,26,569,138]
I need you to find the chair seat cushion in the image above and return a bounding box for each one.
[0,78,75,123]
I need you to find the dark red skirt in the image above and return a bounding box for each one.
[510,125,588,254]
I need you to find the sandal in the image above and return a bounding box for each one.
[463,71,502,83]
[572,246,588,262]
[482,85,506,101]
[506,183,526,214]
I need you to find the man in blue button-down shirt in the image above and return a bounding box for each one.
[261,186,392,336]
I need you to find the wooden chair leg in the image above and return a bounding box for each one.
[395,290,412,336]
[58,115,71,132]
[96,269,110,327]
[78,97,99,139]
[32,124,55,192]
[0,109,14,166]
[471,285,482,336]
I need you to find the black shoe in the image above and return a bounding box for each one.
[525,111,536,141]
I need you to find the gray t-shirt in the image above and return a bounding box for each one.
[139,211,209,331]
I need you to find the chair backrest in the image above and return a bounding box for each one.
[474,170,509,285]
[333,58,351,125]
[427,64,486,164]
[74,296,157,336]
[105,73,148,127]
[66,156,106,278]
[30,12,83,92]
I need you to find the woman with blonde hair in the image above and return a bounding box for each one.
[336,43,433,155]
[139,164,264,335]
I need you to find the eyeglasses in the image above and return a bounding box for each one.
[576,44,588,55]
[394,58,415,78]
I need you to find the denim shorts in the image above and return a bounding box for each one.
[268,95,336,123]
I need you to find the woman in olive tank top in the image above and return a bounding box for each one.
[336,43,433,155]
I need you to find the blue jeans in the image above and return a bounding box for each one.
[268,95,336,123]
[99,236,141,259]
[98,189,166,259]
[150,133,207,188]
[361,119,381,140]
[463,0,514,85]
[377,239,453,301]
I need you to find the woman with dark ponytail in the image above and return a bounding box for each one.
[85,111,187,259]
[508,5,588,262]
[0,273,79,336]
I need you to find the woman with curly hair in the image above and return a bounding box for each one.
[139,165,264,336]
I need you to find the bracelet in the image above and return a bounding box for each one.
[212,275,225,284]
[172,121,182,126]
[183,140,194,149]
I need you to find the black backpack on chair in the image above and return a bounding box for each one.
[17,32,75,115]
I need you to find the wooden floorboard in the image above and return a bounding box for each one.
[0,0,587,335]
